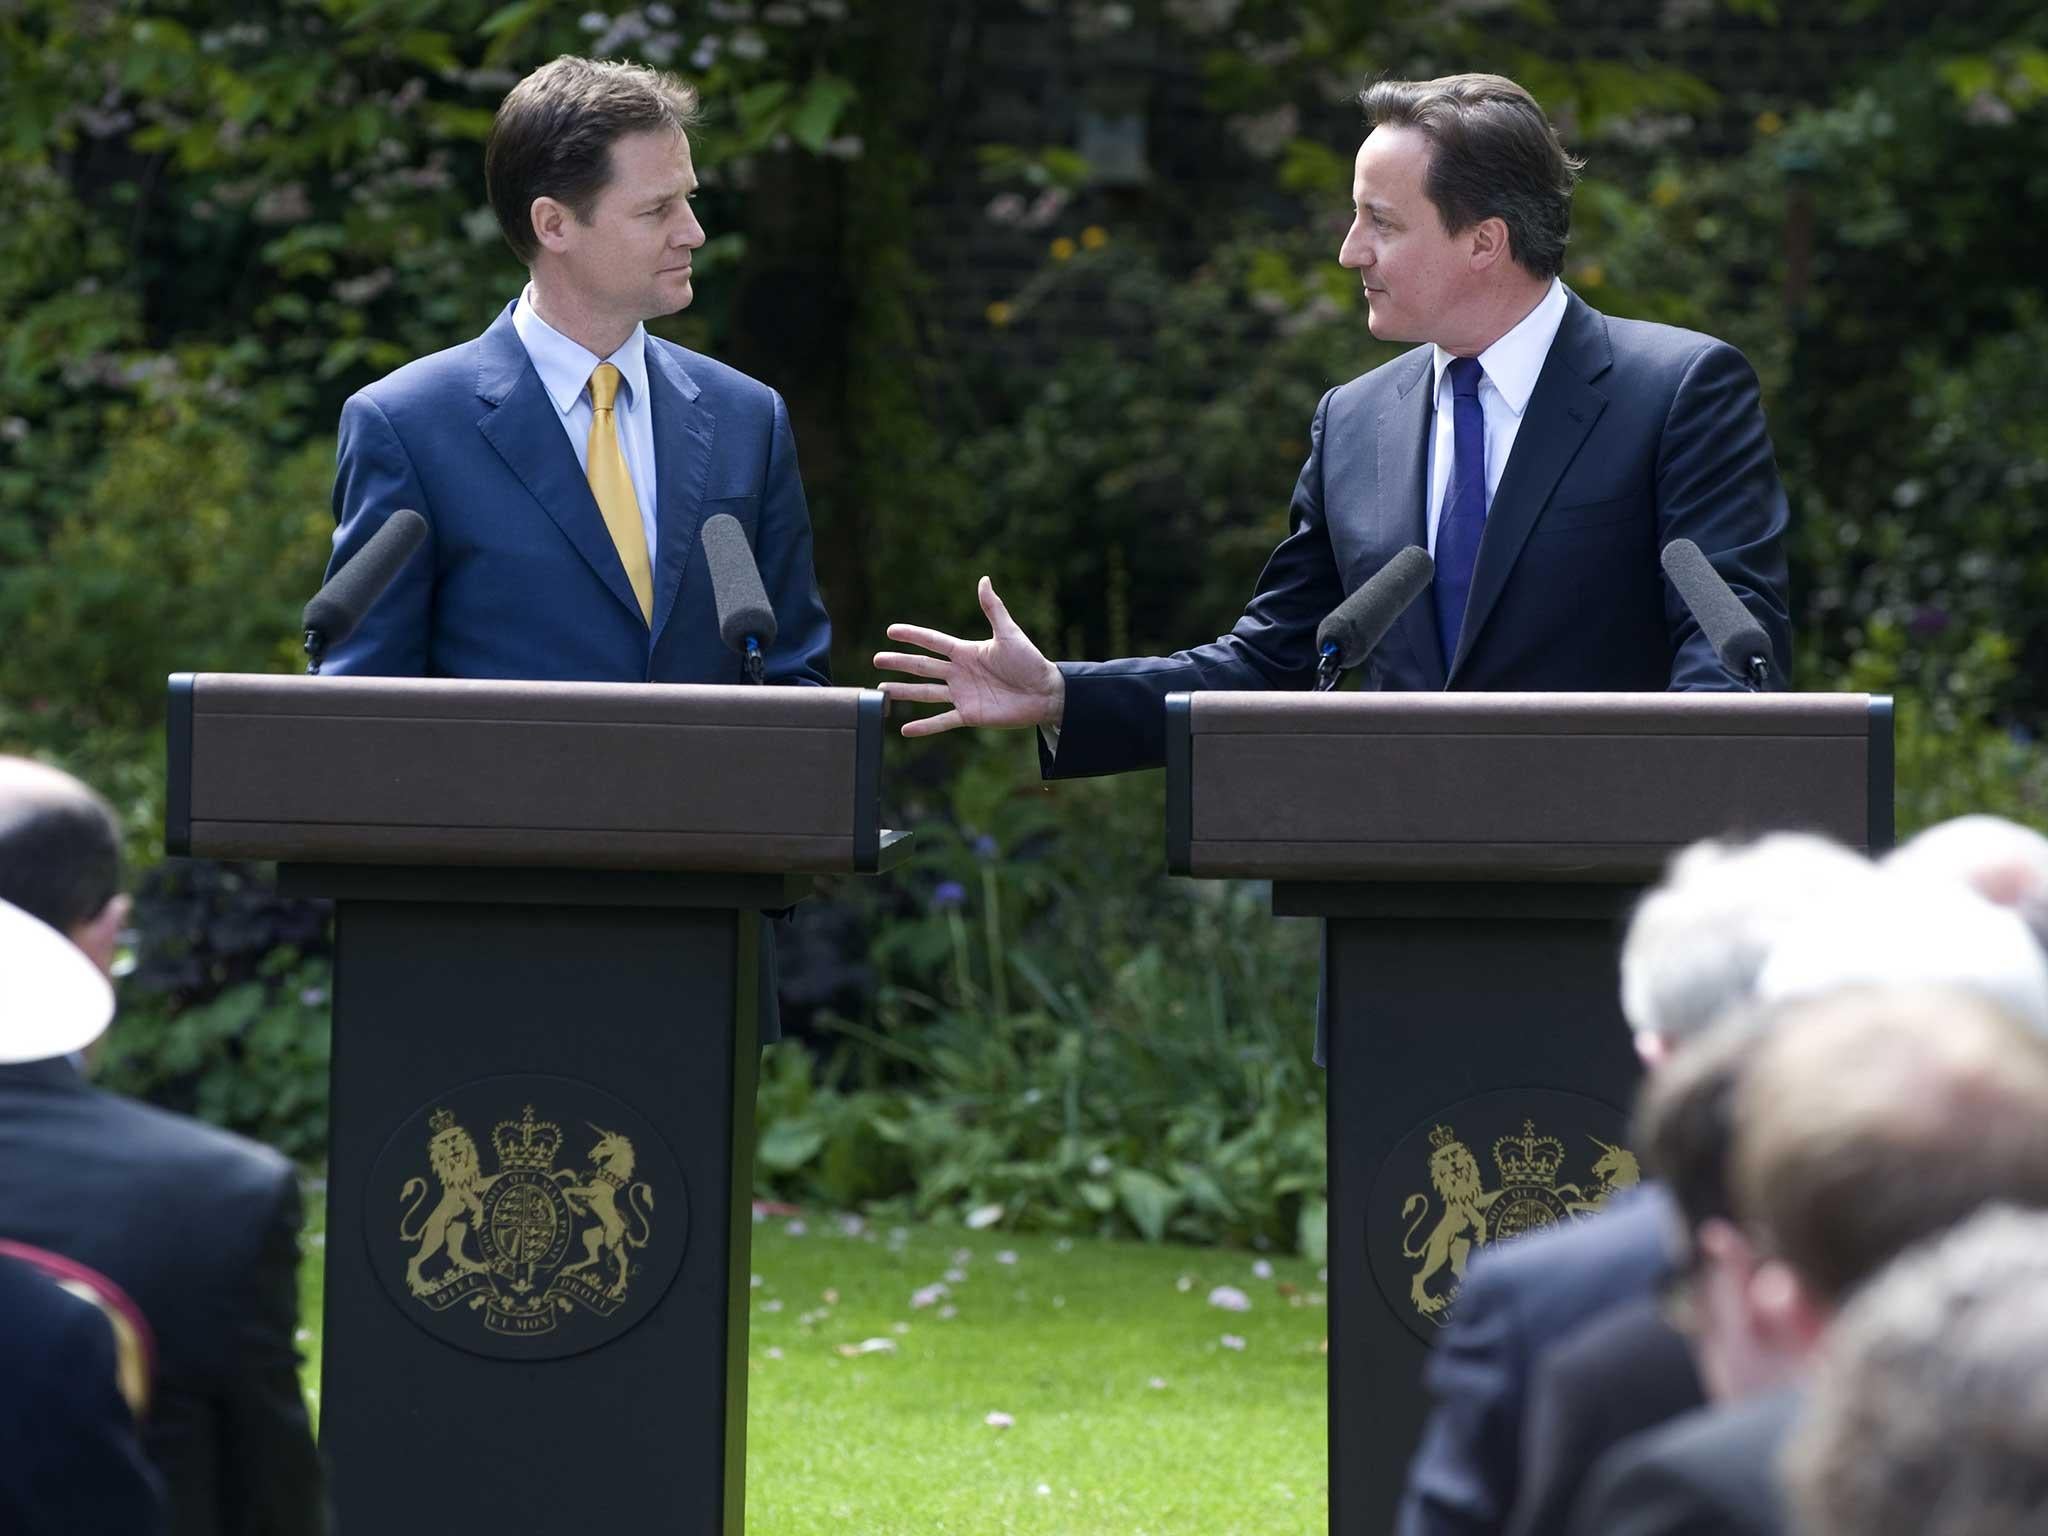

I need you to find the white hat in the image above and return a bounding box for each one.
[0,896,115,1063]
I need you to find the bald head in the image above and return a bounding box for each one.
[0,756,123,947]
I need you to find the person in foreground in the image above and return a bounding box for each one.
[323,54,830,685]
[0,757,327,1536]
[876,72,1790,769]
[1785,1205,2048,1536]
[1568,985,2048,1536]
[1398,833,1875,1536]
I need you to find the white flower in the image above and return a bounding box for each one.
[966,1204,1004,1230]
[985,1410,1014,1429]
[1252,1259,1274,1280]
[1208,1285,1252,1312]
[910,1283,950,1310]
[1220,1334,1247,1351]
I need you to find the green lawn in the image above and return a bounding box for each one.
[299,1189,1330,1534]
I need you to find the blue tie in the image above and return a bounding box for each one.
[1435,355,1486,669]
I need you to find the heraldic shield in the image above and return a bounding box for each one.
[367,1074,689,1361]
[1365,1088,1637,1343]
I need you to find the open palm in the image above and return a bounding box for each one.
[874,577,1064,738]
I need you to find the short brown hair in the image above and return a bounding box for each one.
[1732,986,2048,1304]
[1359,73,1584,280]
[486,56,700,265]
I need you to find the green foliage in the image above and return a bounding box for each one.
[756,740,1326,1254]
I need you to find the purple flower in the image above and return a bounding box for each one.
[972,834,999,860]
[933,880,967,910]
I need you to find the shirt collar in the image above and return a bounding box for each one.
[1430,277,1568,417]
[512,284,650,416]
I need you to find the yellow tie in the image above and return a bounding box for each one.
[585,362,653,624]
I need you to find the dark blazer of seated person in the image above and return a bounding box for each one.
[0,1057,326,1536]
[1506,1295,1706,1536]
[1396,1183,1680,1536]
[1567,1388,1799,1536]
[0,1248,166,1536]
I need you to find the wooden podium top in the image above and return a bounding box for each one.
[1165,690,1892,883]
[167,673,906,875]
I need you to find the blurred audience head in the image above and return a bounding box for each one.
[1630,1008,1766,1399]
[1786,1205,2048,1536]
[1885,813,2048,954]
[1619,832,1874,1065]
[0,755,126,978]
[1756,870,2048,1033]
[1696,986,2048,1400]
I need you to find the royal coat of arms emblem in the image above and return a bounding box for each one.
[1396,1118,1639,1325]
[398,1103,658,1338]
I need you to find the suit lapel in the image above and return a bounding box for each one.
[473,307,648,627]
[1449,295,1611,681]
[644,342,714,648]
[1376,349,1447,688]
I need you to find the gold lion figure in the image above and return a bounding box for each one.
[398,1115,492,1296]
[1401,1133,1503,1318]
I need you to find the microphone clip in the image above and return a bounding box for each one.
[1315,644,1341,694]
[744,635,766,685]
[304,628,327,676]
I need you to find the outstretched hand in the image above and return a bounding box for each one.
[874,577,1065,738]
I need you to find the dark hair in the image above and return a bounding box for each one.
[0,758,122,935]
[1633,1008,1768,1232]
[486,56,701,265]
[1359,73,1584,280]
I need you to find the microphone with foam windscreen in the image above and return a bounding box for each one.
[1660,538,1774,690]
[1315,545,1434,691]
[303,508,427,673]
[701,513,777,684]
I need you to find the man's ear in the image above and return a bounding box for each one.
[531,196,574,255]
[70,892,129,980]
[1467,216,1511,272]
[1745,1255,1832,1358]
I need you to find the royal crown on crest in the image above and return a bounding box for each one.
[427,1107,457,1135]
[1492,1119,1565,1186]
[1427,1124,1458,1151]
[492,1105,562,1172]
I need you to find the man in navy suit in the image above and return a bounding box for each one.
[324,55,830,686]
[873,73,1789,762]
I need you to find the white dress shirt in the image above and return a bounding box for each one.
[512,285,661,563]
[1424,277,1569,553]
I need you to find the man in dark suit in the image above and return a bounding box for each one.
[325,55,830,686]
[0,1246,166,1535]
[1570,986,2048,1536]
[1504,1012,1770,1536]
[0,757,327,1536]
[874,73,1789,764]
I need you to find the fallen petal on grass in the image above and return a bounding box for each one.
[836,1337,899,1358]
[996,1250,1018,1265]
[910,1283,950,1309]
[1147,1376,1168,1390]
[966,1205,1004,1230]
[1220,1334,1247,1351]
[1208,1285,1252,1312]
[1252,1259,1274,1280]
[985,1411,1014,1430]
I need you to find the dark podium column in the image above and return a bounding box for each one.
[1166,690,1893,1535]
[166,674,906,1534]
